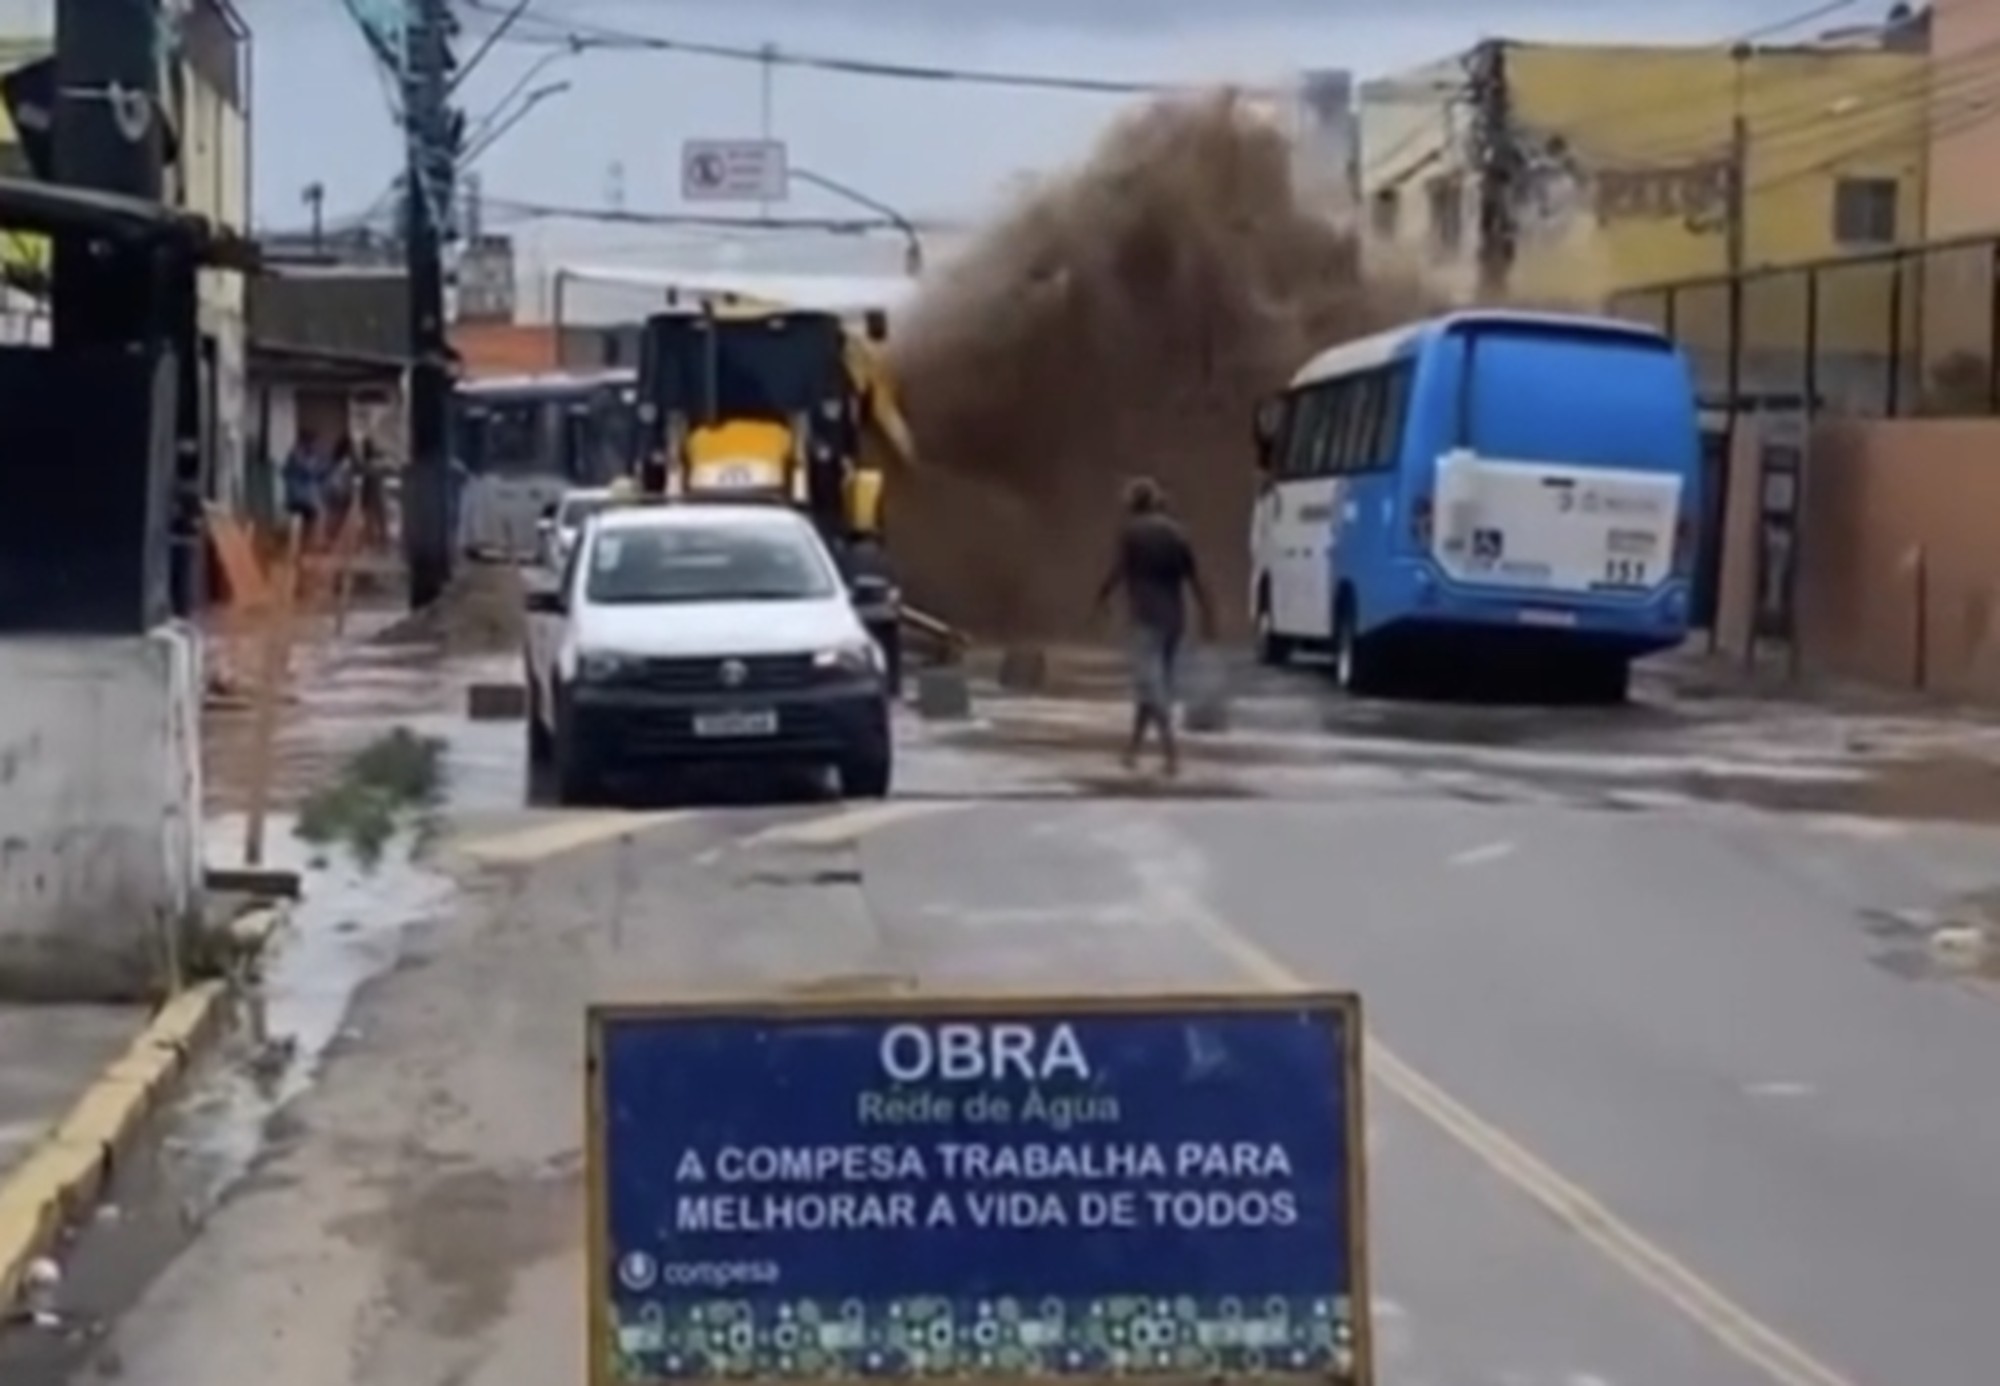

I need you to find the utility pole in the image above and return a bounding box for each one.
[303,181,325,252]
[1465,39,1519,300]
[1725,43,1751,282]
[1724,42,1751,417]
[402,0,464,610]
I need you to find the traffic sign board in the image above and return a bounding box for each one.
[680,139,788,203]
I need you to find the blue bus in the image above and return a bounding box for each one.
[1248,309,1702,702]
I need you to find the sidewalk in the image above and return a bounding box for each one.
[0,1008,148,1187]
[0,596,423,1309]
[0,980,244,1309]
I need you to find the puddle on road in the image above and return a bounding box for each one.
[187,817,453,1211]
[206,639,522,820]
[944,700,2000,825]
[187,635,506,1210]
[1861,889,2000,985]
[0,823,453,1380]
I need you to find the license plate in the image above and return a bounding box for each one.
[1517,608,1578,628]
[693,709,778,737]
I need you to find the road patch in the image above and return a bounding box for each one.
[451,811,688,867]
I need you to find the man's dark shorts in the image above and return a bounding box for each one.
[1127,623,1182,716]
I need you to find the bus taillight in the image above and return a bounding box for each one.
[1410,496,1434,547]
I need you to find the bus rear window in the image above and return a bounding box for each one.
[1461,328,1695,471]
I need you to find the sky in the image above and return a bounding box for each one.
[239,0,1891,308]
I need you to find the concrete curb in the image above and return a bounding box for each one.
[0,904,285,1310]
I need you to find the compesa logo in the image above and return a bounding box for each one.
[617,1251,659,1292]
[719,659,748,687]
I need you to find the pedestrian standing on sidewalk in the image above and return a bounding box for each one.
[357,438,390,549]
[280,429,323,545]
[1092,476,1215,777]
[324,433,358,548]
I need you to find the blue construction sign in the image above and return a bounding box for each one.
[587,993,1371,1384]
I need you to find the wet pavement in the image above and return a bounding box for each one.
[8,639,2000,1383]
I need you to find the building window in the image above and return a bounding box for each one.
[1427,176,1463,253]
[1832,177,1898,246]
[1370,188,1400,238]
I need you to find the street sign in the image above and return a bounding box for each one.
[587,992,1371,1385]
[680,139,788,203]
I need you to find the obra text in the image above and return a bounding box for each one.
[858,1020,1104,1128]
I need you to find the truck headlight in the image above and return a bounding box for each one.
[813,642,881,678]
[577,652,631,682]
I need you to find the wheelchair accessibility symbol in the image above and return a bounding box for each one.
[687,152,726,192]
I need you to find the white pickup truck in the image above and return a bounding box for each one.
[522,501,894,805]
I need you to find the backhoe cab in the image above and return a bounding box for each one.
[634,302,908,687]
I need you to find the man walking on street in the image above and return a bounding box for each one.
[1093,476,1214,777]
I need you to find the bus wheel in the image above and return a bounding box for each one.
[1576,653,1631,706]
[1331,595,1381,696]
[1254,585,1292,667]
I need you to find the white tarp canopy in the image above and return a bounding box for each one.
[555,264,919,316]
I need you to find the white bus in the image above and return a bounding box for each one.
[1249,310,1701,700]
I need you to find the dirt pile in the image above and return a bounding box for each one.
[370,563,526,655]
[887,89,1433,639]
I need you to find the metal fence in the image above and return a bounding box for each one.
[1606,231,2000,418]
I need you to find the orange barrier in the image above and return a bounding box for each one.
[205,500,374,692]
[204,506,269,696]
[239,518,303,868]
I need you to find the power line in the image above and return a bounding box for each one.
[1744,73,2000,206]
[1490,0,1936,168]
[461,0,1251,95]
[1737,0,1875,41]
[1360,0,1924,197]
[1580,26,2000,168]
[481,195,970,236]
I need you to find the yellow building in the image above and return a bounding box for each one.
[171,0,252,506]
[0,36,51,294]
[1358,35,1929,397]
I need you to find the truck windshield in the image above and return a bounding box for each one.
[585,525,838,604]
[558,495,614,530]
[644,317,847,423]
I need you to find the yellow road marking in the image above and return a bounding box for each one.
[452,811,687,866]
[455,800,961,867]
[738,801,964,849]
[1185,910,1859,1386]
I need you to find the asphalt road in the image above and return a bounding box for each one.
[11,660,2000,1386]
